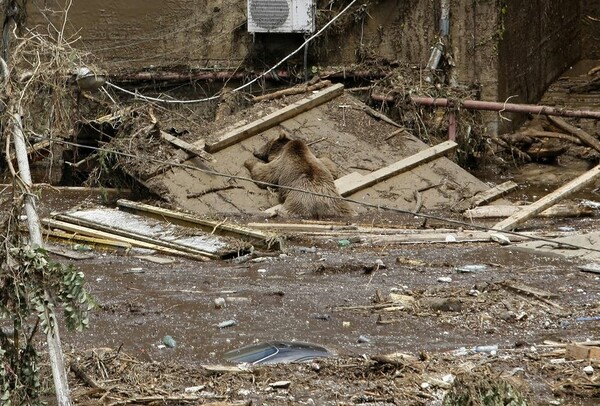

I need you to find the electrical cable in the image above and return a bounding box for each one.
[105,0,360,104]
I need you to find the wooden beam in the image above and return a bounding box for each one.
[463,203,593,219]
[202,83,344,153]
[42,218,210,261]
[453,181,518,212]
[44,228,133,250]
[547,115,600,153]
[160,131,216,162]
[116,199,282,250]
[54,213,222,259]
[566,344,600,360]
[493,164,600,231]
[339,140,457,196]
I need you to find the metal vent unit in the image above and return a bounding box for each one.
[247,0,315,33]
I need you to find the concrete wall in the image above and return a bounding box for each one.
[496,0,581,130]
[24,0,587,136]
[582,0,600,58]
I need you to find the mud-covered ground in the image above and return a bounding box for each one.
[25,179,598,405]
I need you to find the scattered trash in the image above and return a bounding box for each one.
[162,335,177,348]
[73,243,92,252]
[456,264,488,273]
[445,234,457,243]
[184,385,205,393]
[214,297,226,309]
[364,259,386,273]
[217,320,238,329]
[583,365,594,375]
[269,380,291,389]
[298,246,317,253]
[357,335,371,344]
[313,314,331,321]
[490,233,511,245]
[342,321,351,328]
[579,263,600,274]
[226,297,251,304]
[257,268,268,274]
[575,316,600,322]
[437,276,452,283]
[123,267,145,274]
[472,345,498,355]
[338,239,351,248]
[223,341,332,365]
[558,226,576,232]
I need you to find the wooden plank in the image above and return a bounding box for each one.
[547,115,600,153]
[463,203,593,219]
[338,140,457,196]
[44,228,133,250]
[493,164,600,231]
[501,280,559,299]
[453,181,518,212]
[54,213,222,259]
[117,199,281,250]
[565,344,600,360]
[42,218,210,261]
[202,83,344,153]
[334,172,365,194]
[160,131,216,162]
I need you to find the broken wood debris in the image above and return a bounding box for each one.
[53,208,246,259]
[42,218,211,261]
[44,228,133,250]
[252,80,332,102]
[117,199,282,250]
[547,115,600,153]
[464,202,594,219]
[493,164,600,231]
[565,344,600,361]
[198,83,344,153]
[453,181,518,212]
[159,130,216,162]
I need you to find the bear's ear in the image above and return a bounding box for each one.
[278,133,288,140]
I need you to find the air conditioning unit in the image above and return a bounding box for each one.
[247,0,315,34]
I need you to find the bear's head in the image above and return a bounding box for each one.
[253,133,292,162]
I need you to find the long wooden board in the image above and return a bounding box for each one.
[53,210,235,259]
[160,131,216,162]
[493,164,600,231]
[339,140,458,196]
[117,199,282,250]
[42,218,210,261]
[453,181,518,212]
[463,203,592,219]
[547,115,600,153]
[201,83,344,153]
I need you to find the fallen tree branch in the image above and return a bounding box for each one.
[252,80,331,102]
[546,115,600,153]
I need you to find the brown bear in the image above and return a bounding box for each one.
[244,134,354,219]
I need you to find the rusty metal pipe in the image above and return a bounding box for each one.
[372,93,600,120]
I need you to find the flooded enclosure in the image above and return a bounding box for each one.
[2,1,600,405]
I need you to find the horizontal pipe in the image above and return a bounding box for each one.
[371,93,600,119]
[109,69,389,84]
